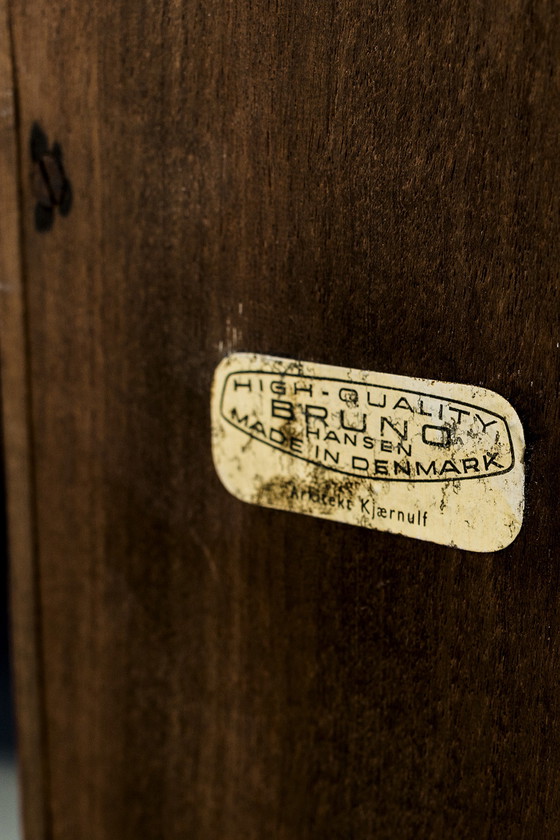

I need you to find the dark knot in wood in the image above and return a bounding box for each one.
[30,122,72,233]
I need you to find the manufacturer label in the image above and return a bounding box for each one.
[211,353,525,552]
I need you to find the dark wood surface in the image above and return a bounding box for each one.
[1,1,48,836]
[2,1,560,837]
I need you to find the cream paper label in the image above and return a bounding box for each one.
[211,353,525,552]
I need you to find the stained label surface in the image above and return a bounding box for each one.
[211,353,525,551]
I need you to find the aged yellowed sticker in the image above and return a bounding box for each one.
[211,353,525,552]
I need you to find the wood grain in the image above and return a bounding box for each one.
[2,0,560,837]
[0,0,47,836]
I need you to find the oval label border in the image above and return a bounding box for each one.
[211,353,525,552]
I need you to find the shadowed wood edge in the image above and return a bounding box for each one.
[0,1,48,836]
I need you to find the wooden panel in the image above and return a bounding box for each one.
[0,1,47,836]
[2,0,560,837]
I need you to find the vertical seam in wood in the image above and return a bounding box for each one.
[1,1,52,837]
